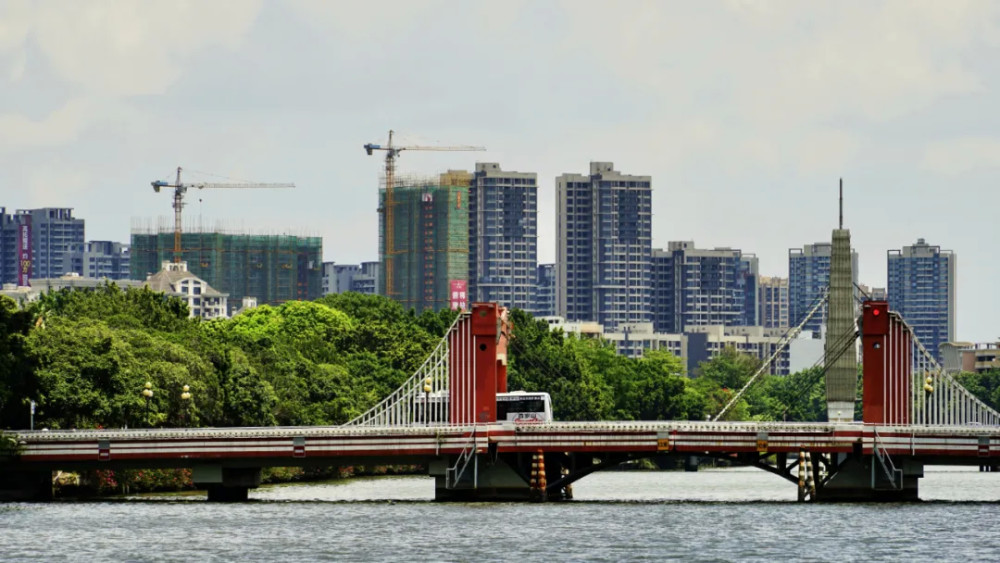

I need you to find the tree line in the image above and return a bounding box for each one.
[1,285,998,430]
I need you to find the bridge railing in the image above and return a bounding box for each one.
[890,310,1000,426]
[345,311,471,427]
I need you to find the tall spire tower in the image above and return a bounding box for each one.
[826,178,856,422]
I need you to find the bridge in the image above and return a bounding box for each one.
[2,299,999,502]
[2,207,998,502]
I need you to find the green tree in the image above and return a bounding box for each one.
[955,370,1000,411]
[0,296,36,428]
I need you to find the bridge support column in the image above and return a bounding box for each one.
[816,455,922,502]
[430,454,533,501]
[193,465,262,502]
[0,469,53,501]
[430,452,574,502]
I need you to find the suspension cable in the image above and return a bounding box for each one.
[778,328,859,421]
[713,287,830,421]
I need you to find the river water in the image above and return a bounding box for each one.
[2,467,999,561]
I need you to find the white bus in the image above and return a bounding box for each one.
[413,390,553,424]
[496,391,553,424]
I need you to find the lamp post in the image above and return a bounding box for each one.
[923,376,934,425]
[423,377,433,427]
[142,382,154,427]
[180,385,192,426]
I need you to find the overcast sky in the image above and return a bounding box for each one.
[1,1,998,340]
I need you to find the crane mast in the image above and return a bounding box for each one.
[151,167,294,263]
[364,130,484,298]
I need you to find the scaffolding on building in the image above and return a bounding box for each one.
[130,224,322,308]
[378,172,469,313]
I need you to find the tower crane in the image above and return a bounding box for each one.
[364,130,484,297]
[151,166,295,263]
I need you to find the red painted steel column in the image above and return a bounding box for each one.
[470,303,502,423]
[496,308,511,394]
[898,317,912,424]
[861,301,889,423]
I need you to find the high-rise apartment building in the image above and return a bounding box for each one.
[651,241,759,333]
[759,276,789,329]
[788,242,858,333]
[556,162,651,331]
[887,238,956,362]
[70,241,131,280]
[0,207,85,285]
[533,263,556,317]
[379,173,468,313]
[468,163,538,310]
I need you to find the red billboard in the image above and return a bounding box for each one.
[18,221,31,287]
[449,280,467,311]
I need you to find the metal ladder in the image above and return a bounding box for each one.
[872,428,903,490]
[445,431,478,490]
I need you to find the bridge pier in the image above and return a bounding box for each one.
[815,455,922,502]
[192,465,262,502]
[0,469,52,502]
[430,452,576,502]
[430,454,534,501]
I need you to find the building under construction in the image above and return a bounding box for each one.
[130,228,322,308]
[379,171,469,313]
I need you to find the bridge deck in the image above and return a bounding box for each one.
[5,421,1000,469]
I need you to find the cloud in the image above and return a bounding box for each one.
[559,0,995,128]
[0,98,97,149]
[0,0,262,97]
[921,137,1000,174]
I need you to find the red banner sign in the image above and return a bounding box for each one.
[18,222,31,286]
[449,280,467,311]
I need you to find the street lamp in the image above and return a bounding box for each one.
[142,381,154,427]
[924,376,934,424]
[180,385,192,426]
[423,377,433,426]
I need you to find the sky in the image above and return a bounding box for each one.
[1,0,999,340]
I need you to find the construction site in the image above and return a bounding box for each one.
[378,171,469,313]
[130,225,322,307]
[365,131,484,313]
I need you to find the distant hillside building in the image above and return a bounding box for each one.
[379,172,468,313]
[322,261,379,295]
[144,261,228,319]
[0,207,85,285]
[601,323,791,375]
[759,276,789,329]
[1,274,142,304]
[71,241,131,280]
[468,163,538,311]
[130,230,322,306]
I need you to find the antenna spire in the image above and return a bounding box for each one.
[839,178,843,229]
